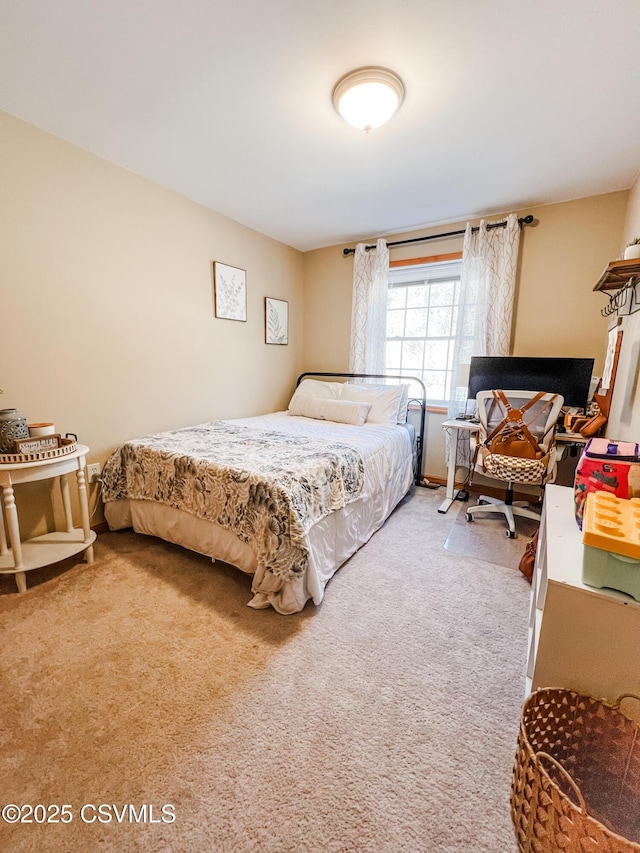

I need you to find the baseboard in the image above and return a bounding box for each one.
[423,475,448,486]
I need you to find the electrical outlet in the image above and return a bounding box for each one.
[87,463,102,484]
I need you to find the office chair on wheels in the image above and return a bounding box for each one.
[465,389,565,538]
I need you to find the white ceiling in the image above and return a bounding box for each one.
[2,0,640,252]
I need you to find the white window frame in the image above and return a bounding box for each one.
[385,259,462,405]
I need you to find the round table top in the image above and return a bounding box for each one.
[0,444,90,471]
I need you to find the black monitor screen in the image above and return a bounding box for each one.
[467,357,595,411]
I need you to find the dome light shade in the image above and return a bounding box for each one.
[332,67,405,132]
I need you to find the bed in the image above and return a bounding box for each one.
[102,372,426,614]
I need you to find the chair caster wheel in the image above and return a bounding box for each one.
[506,530,516,539]
[465,513,474,522]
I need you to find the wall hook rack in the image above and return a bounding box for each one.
[594,258,640,318]
[600,277,639,317]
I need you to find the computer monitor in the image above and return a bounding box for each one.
[467,357,595,412]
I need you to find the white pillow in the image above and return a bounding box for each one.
[397,384,410,424]
[287,396,371,426]
[288,378,342,411]
[340,383,404,425]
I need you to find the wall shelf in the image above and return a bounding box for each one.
[594,258,640,292]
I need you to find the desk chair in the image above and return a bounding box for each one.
[465,389,565,538]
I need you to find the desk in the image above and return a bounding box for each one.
[438,419,479,514]
[556,431,588,450]
[0,445,96,592]
[437,423,588,515]
[554,432,588,486]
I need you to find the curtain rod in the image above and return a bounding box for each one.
[342,214,534,256]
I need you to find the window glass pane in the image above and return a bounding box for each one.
[424,339,449,370]
[401,340,424,370]
[385,259,461,403]
[387,288,406,309]
[423,370,446,400]
[386,310,405,337]
[406,285,430,308]
[405,308,428,337]
[429,280,455,307]
[427,306,453,337]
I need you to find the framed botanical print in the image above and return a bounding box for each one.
[213,262,247,321]
[265,297,288,345]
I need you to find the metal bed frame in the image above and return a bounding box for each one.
[296,372,427,487]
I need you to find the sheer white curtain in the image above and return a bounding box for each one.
[349,239,389,374]
[447,213,521,468]
[448,213,521,418]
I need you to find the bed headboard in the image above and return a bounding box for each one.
[296,372,427,487]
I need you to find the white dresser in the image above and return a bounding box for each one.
[527,484,640,709]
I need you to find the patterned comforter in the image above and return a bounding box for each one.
[101,421,365,606]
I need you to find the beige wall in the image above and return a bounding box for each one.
[303,192,628,479]
[512,194,627,362]
[0,111,304,530]
[303,245,352,372]
[2,105,635,523]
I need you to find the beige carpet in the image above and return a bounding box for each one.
[0,489,530,853]
[444,492,539,571]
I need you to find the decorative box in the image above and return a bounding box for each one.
[574,438,640,529]
[14,434,61,454]
[582,490,640,601]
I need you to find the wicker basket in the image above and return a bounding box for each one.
[511,687,640,853]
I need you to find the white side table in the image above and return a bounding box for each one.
[0,445,96,593]
[438,418,479,513]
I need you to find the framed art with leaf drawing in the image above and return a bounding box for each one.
[213,262,247,321]
[265,297,288,345]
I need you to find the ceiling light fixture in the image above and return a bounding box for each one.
[332,66,405,132]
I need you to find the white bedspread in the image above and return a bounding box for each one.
[104,412,414,613]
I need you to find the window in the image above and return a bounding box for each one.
[385,259,462,404]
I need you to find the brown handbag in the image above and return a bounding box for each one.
[579,414,608,437]
[564,412,608,437]
[483,390,550,461]
[518,529,538,583]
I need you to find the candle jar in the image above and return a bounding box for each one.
[0,409,29,453]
